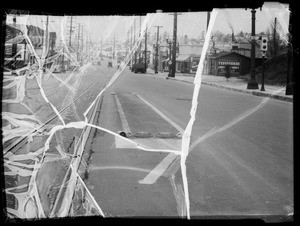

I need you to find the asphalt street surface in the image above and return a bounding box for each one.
[83,62,293,220]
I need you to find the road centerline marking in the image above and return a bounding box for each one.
[112,93,131,134]
[134,93,185,134]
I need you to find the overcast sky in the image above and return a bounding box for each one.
[7,2,290,45]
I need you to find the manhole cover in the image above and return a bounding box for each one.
[176,98,192,101]
[155,132,181,139]
[132,132,153,138]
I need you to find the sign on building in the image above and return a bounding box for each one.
[217,58,240,75]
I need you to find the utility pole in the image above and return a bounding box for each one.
[169,12,182,77]
[285,9,293,95]
[130,26,133,68]
[166,38,172,76]
[45,16,49,52]
[154,25,163,73]
[247,8,259,89]
[139,15,142,62]
[68,16,75,69]
[273,17,277,57]
[12,15,17,75]
[69,16,73,48]
[113,34,116,59]
[134,16,137,65]
[205,11,211,74]
[77,23,81,62]
[144,25,148,72]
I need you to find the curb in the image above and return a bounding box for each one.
[166,77,293,103]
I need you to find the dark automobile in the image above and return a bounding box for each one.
[131,62,147,73]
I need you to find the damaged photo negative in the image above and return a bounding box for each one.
[1,1,294,222]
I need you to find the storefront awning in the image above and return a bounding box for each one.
[176,55,190,62]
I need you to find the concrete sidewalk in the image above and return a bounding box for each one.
[145,68,293,103]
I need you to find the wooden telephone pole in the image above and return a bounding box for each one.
[168,12,181,77]
[68,16,75,69]
[154,25,163,73]
[77,23,81,61]
[144,25,148,71]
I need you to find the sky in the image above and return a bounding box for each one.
[6,2,290,45]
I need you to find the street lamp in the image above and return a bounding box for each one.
[247,8,259,89]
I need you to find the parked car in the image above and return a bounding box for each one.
[131,62,147,73]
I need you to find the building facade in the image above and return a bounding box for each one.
[175,44,202,73]
[206,39,263,76]
[210,51,262,76]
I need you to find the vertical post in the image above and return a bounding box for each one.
[285,10,293,95]
[205,11,211,74]
[168,40,172,76]
[273,17,277,57]
[260,55,265,91]
[69,16,73,48]
[139,15,141,62]
[130,26,133,68]
[81,25,84,63]
[155,27,159,73]
[144,25,147,71]
[247,9,259,89]
[171,12,178,77]
[154,26,162,74]
[77,23,80,61]
[44,16,49,72]
[12,15,17,75]
[134,16,137,65]
[45,16,49,51]
[68,16,73,69]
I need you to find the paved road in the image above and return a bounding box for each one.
[84,65,293,220]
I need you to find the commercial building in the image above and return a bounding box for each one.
[4,24,29,75]
[207,41,263,76]
[175,44,202,73]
